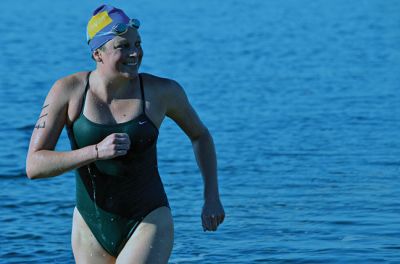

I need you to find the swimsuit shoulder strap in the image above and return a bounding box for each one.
[79,71,91,116]
[138,74,146,113]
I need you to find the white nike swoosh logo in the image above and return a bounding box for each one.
[139,121,147,125]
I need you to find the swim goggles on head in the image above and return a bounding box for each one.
[93,18,141,39]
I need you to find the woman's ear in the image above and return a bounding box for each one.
[92,49,103,63]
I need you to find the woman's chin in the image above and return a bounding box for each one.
[119,69,139,79]
[119,65,139,78]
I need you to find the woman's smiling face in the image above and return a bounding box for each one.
[98,28,143,79]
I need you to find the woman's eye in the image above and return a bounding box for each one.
[135,42,141,47]
[115,43,129,49]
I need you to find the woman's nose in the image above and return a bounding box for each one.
[129,46,139,56]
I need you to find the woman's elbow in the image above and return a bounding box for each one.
[190,127,210,142]
[26,162,37,179]
[26,167,34,180]
[26,155,41,179]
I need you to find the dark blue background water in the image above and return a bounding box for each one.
[1,0,399,263]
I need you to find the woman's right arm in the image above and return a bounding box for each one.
[26,76,131,179]
[25,77,97,179]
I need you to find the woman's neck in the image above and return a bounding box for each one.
[90,70,139,103]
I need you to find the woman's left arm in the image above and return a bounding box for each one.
[165,79,225,232]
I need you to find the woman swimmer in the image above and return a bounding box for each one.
[25,4,225,264]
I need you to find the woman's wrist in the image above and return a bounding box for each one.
[94,144,99,160]
[204,190,220,202]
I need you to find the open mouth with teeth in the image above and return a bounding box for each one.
[122,56,138,66]
[123,61,138,66]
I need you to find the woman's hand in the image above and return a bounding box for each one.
[201,198,225,232]
[96,133,131,160]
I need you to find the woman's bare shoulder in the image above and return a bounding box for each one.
[140,72,182,95]
[53,71,90,95]
[42,71,90,110]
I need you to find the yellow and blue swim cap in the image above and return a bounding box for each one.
[87,5,140,52]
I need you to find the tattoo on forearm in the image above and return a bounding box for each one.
[39,113,48,119]
[35,104,49,129]
[35,121,46,129]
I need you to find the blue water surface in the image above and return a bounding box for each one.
[1,0,400,263]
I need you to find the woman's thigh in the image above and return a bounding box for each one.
[116,206,174,264]
[71,207,116,264]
